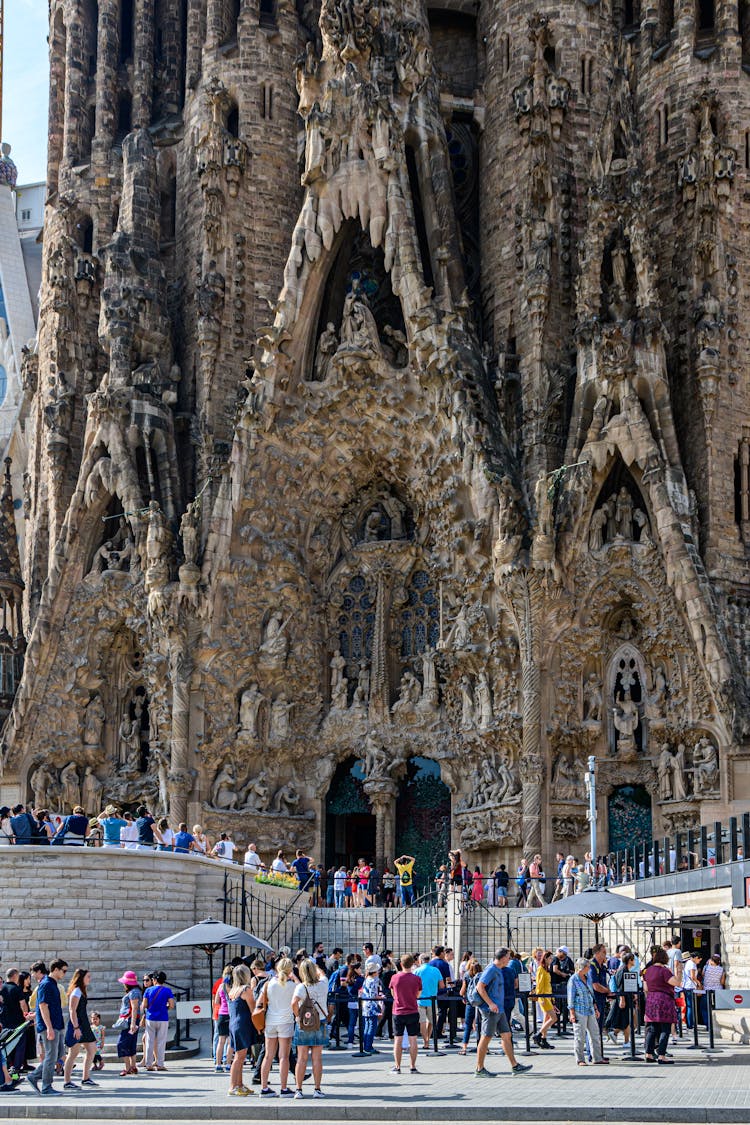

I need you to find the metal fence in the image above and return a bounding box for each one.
[612,811,750,881]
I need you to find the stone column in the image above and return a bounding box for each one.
[368,565,392,724]
[503,570,544,857]
[167,656,192,824]
[133,0,155,128]
[365,781,397,870]
[63,0,87,163]
[93,0,119,155]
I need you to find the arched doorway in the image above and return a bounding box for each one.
[325,757,375,867]
[607,783,652,852]
[394,757,451,892]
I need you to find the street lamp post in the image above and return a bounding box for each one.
[586,755,597,881]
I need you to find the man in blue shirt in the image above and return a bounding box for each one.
[135,805,155,849]
[173,823,195,853]
[291,849,312,889]
[587,943,613,1029]
[415,954,444,1049]
[28,959,68,1095]
[475,948,532,1077]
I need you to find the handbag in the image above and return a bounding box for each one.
[251,983,267,1033]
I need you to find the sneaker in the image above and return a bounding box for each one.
[279,1088,295,1098]
[81,1078,99,1087]
[294,1090,303,1098]
[410,1066,419,1073]
[40,1088,62,1096]
[260,1088,278,1097]
[228,1086,250,1097]
[313,1089,326,1098]
[0,1085,19,1094]
[512,1063,533,1074]
[215,1065,223,1073]
[390,1065,401,1074]
[540,1040,554,1050]
[474,1067,494,1077]
[63,1082,80,1090]
[26,1075,40,1093]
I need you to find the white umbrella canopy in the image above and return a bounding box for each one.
[148,917,273,997]
[149,917,273,954]
[533,888,668,942]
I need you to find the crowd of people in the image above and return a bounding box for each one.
[0,932,728,1098]
[0,958,175,1096]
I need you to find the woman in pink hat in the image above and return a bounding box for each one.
[116,971,142,1075]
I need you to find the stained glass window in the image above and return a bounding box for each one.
[400,568,439,659]
[337,574,375,674]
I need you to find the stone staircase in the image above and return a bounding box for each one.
[288,904,447,956]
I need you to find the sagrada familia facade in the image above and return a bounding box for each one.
[0,0,748,871]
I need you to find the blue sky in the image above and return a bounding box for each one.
[4,0,49,184]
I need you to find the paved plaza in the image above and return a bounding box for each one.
[2,1038,749,1121]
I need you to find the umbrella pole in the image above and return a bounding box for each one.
[208,950,214,1008]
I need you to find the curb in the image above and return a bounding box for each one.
[0,1106,748,1122]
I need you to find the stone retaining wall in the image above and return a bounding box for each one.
[0,848,293,997]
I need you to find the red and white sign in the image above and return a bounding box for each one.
[713,991,750,1010]
[176,999,212,1019]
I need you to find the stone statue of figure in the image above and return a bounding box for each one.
[552,752,583,801]
[331,673,349,711]
[151,743,170,815]
[494,751,519,802]
[613,690,639,752]
[657,743,673,801]
[270,782,301,815]
[363,730,390,781]
[270,694,293,740]
[451,605,472,649]
[693,738,719,793]
[180,498,201,567]
[30,763,53,809]
[145,500,172,571]
[259,609,290,667]
[420,647,438,710]
[241,770,270,812]
[239,683,263,738]
[672,743,688,801]
[476,671,493,730]
[357,661,370,700]
[59,762,81,810]
[694,281,723,354]
[118,713,142,771]
[314,322,338,380]
[582,673,602,722]
[339,279,381,356]
[589,508,607,551]
[330,649,346,693]
[211,761,238,810]
[459,675,475,728]
[534,470,553,540]
[81,766,103,814]
[391,671,420,715]
[83,694,106,748]
[615,487,634,539]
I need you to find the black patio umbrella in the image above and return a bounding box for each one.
[149,917,273,998]
[533,887,667,943]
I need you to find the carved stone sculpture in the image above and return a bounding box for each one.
[269,694,294,740]
[118,714,142,771]
[551,752,584,801]
[240,770,270,812]
[459,675,475,728]
[82,694,106,748]
[693,737,720,795]
[259,610,290,668]
[239,683,264,738]
[270,782,301,815]
[582,673,602,722]
[613,690,640,755]
[211,761,238,810]
[30,763,54,809]
[59,761,81,809]
[81,766,103,813]
[476,670,493,730]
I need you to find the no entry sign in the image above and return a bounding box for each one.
[712,991,750,1010]
[176,999,212,1019]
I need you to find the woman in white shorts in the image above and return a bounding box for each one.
[257,957,295,1097]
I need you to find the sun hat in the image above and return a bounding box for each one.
[118,970,139,987]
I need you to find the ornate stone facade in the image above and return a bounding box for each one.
[2,0,750,867]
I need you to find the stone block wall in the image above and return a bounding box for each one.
[0,848,236,996]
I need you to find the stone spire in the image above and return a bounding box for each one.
[0,457,25,725]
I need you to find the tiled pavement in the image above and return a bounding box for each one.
[2,1037,749,1121]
